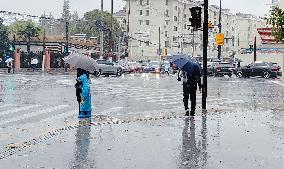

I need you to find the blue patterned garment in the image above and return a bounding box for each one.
[79,74,92,118]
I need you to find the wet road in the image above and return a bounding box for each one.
[0,73,283,168]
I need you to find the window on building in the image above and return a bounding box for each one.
[184,24,187,29]
[174,16,178,21]
[166,0,169,5]
[140,0,143,5]
[165,41,170,47]
[173,36,177,41]
[165,31,168,37]
[145,20,150,25]
[140,10,143,15]
[146,10,149,16]
[146,0,149,5]
[174,26,178,31]
[165,10,169,17]
[146,41,150,46]
[139,20,143,25]
[175,6,178,11]
[184,14,187,19]
[165,20,170,25]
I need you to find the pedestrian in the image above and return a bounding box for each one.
[7,62,12,73]
[75,68,92,118]
[178,67,202,116]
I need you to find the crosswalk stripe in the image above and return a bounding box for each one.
[0,105,69,126]
[0,105,42,117]
[0,104,14,109]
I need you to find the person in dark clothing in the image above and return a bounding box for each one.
[178,68,202,116]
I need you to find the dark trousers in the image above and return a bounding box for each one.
[183,84,197,112]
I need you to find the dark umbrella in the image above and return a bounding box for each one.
[63,53,97,72]
[174,57,201,76]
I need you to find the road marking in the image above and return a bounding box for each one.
[271,81,284,87]
[0,105,42,117]
[0,104,14,109]
[0,105,68,126]
[98,107,124,115]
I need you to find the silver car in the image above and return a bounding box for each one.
[96,60,123,77]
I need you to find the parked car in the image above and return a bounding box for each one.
[235,61,278,79]
[144,61,162,73]
[266,62,282,77]
[207,61,221,76]
[161,61,171,74]
[96,59,123,77]
[137,61,149,72]
[213,62,235,77]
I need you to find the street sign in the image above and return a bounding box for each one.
[216,33,224,46]
[208,21,214,29]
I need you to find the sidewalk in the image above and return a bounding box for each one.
[0,107,283,169]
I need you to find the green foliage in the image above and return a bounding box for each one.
[9,19,43,41]
[70,9,122,52]
[0,18,10,56]
[266,7,284,42]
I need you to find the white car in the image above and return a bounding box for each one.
[96,60,123,77]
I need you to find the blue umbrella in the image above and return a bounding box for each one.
[174,57,201,76]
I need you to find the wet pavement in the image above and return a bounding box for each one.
[0,73,283,168]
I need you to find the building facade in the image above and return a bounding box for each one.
[124,0,266,61]
[272,0,284,9]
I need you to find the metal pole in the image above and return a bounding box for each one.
[254,36,257,62]
[65,21,69,72]
[66,21,69,53]
[42,28,46,72]
[100,0,104,59]
[118,36,121,61]
[126,0,130,59]
[110,0,114,55]
[202,0,208,110]
[158,27,161,62]
[217,0,222,60]
[192,30,195,57]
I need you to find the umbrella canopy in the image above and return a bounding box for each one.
[5,58,14,63]
[63,53,97,72]
[174,57,201,76]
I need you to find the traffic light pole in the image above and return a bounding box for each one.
[158,27,161,62]
[254,36,257,62]
[217,0,222,60]
[202,0,208,110]
[100,0,104,59]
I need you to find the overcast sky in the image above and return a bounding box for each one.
[0,0,272,18]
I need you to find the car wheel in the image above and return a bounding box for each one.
[263,71,270,79]
[228,74,232,77]
[116,68,122,77]
[96,70,101,77]
[236,71,243,78]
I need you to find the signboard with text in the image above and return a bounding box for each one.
[216,33,224,46]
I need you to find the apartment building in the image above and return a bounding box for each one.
[272,0,284,9]
[124,0,266,61]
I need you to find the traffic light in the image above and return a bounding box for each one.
[189,6,202,30]
[208,21,214,29]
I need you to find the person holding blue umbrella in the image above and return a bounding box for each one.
[175,57,202,116]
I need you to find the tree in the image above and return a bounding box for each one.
[0,18,10,57]
[70,9,122,52]
[266,7,284,43]
[9,20,42,53]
